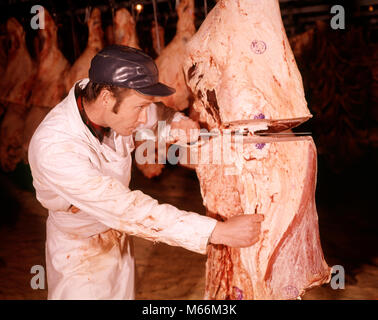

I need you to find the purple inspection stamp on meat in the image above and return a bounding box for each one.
[255,143,266,150]
[254,113,265,119]
[251,40,267,54]
[233,286,243,300]
[282,285,299,299]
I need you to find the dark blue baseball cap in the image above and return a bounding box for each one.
[89,45,176,97]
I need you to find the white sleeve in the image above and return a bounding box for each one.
[30,142,217,255]
[134,102,189,141]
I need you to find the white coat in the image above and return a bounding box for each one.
[28,79,217,300]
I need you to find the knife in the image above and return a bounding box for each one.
[175,117,312,147]
[221,116,311,133]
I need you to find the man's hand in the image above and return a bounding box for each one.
[170,119,200,143]
[209,214,264,248]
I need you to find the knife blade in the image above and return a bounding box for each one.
[238,134,312,144]
[221,116,311,133]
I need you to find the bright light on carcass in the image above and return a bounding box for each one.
[135,4,143,13]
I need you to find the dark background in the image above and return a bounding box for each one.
[0,0,377,299]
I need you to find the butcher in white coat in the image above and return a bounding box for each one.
[28,45,264,299]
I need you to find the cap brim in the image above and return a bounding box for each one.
[135,82,176,97]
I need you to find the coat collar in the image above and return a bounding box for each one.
[64,79,133,155]
[76,91,110,143]
[65,79,104,145]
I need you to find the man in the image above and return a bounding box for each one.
[28,45,264,299]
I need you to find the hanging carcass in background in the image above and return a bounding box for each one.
[23,10,70,160]
[0,33,6,85]
[135,0,196,179]
[65,8,104,91]
[0,19,33,105]
[114,8,140,48]
[0,18,36,172]
[113,6,158,178]
[289,21,375,173]
[105,24,115,46]
[288,28,315,60]
[183,0,330,299]
[151,20,165,56]
[155,0,195,111]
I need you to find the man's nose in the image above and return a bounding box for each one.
[138,107,147,124]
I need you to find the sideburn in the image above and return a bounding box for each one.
[112,89,131,114]
[112,97,122,114]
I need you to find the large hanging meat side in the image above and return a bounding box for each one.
[183,0,331,300]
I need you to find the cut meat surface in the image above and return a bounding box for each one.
[183,0,330,299]
[155,0,195,111]
[65,8,104,91]
[196,138,330,299]
[0,18,36,171]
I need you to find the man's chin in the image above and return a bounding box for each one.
[113,128,133,136]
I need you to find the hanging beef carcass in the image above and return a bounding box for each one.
[65,8,104,91]
[155,0,195,111]
[183,0,331,299]
[23,10,70,160]
[0,18,36,171]
[151,21,165,56]
[105,24,114,46]
[135,0,196,179]
[0,19,35,102]
[0,34,6,83]
[114,8,140,49]
[289,28,315,61]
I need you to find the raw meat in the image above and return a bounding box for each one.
[183,0,330,299]
[0,35,6,82]
[0,18,34,100]
[155,0,195,111]
[114,8,140,49]
[65,8,104,91]
[105,24,114,46]
[23,10,70,160]
[289,28,315,61]
[134,140,165,179]
[0,18,36,171]
[151,21,165,56]
[137,0,196,178]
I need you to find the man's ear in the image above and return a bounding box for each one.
[100,89,115,109]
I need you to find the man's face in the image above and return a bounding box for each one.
[104,89,154,136]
